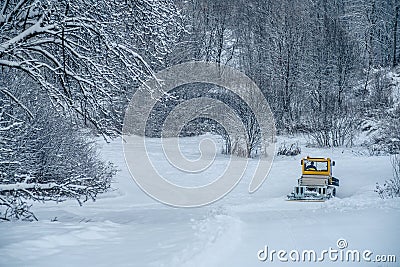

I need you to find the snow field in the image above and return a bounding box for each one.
[0,135,399,266]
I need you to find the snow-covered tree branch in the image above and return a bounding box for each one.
[0,73,117,220]
[0,0,182,134]
[0,0,182,220]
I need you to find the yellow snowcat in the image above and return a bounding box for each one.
[287,157,339,201]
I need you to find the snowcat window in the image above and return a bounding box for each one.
[304,160,328,171]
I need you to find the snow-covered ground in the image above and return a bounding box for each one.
[1,135,399,267]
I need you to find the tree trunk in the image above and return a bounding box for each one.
[393,4,399,67]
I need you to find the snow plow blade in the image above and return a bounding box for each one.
[286,198,326,202]
[286,191,330,202]
[287,185,336,201]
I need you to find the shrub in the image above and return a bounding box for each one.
[0,89,116,221]
[375,155,400,199]
[277,142,301,156]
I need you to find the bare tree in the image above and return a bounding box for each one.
[0,0,182,134]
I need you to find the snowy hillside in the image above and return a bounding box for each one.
[0,135,399,267]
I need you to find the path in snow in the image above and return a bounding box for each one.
[0,135,399,267]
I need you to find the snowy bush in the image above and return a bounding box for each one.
[368,107,400,155]
[375,155,400,199]
[360,67,400,155]
[277,142,301,156]
[0,83,116,221]
[304,112,357,148]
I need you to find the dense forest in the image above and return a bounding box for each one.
[1,0,399,220]
[172,0,400,149]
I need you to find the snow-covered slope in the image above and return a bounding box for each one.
[0,135,399,266]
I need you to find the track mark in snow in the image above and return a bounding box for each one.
[1,221,121,261]
[169,207,243,267]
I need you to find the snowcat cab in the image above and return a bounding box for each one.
[287,156,339,201]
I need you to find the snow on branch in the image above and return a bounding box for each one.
[0,178,108,203]
[0,0,182,135]
[0,0,182,221]
[0,87,33,118]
